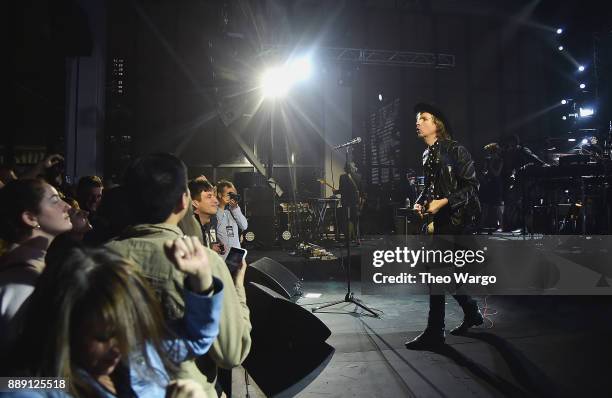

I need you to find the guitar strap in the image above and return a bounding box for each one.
[347,173,361,207]
[347,173,358,194]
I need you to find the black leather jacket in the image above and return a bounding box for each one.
[416,139,481,227]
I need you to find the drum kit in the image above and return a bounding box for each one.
[279,195,341,245]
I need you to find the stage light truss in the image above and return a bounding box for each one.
[260,45,455,69]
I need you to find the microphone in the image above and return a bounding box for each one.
[333,137,362,150]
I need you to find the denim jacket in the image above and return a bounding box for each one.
[0,278,224,398]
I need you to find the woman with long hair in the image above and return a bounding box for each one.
[0,179,72,350]
[5,238,222,397]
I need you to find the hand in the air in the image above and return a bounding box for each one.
[164,236,213,294]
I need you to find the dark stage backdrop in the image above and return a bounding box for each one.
[349,7,556,180]
[103,0,580,189]
[8,0,608,188]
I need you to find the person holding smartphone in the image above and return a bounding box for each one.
[224,246,247,276]
[215,180,248,260]
[105,155,252,398]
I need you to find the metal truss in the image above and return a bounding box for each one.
[260,45,455,69]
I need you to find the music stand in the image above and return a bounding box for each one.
[312,146,379,317]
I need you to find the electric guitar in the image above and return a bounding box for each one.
[424,209,435,234]
[317,178,336,192]
[421,182,436,235]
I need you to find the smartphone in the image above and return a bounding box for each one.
[225,247,247,275]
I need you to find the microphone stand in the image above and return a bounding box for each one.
[312,146,379,317]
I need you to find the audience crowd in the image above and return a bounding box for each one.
[0,153,252,398]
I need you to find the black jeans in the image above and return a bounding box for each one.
[426,219,478,329]
[428,294,477,329]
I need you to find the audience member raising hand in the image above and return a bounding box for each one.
[104,153,251,397]
[6,245,223,397]
[164,236,213,294]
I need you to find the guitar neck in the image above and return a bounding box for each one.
[318,179,336,190]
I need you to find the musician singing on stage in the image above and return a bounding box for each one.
[405,103,483,349]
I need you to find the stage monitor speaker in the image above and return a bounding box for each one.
[247,257,302,300]
[243,282,334,397]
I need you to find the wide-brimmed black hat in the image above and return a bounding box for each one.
[414,102,453,137]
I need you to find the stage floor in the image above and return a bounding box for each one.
[246,232,557,282]
[234,242,612,397]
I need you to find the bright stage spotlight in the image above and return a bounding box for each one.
[578,65,585,72]
[378,94,383,101]
[262,67,291,98]
[558,45,564,51]
[561,99,567,105]
[288,56,312,82]
[568,138,576,142]
[579,83,586,89]
[579,107,594,117]
[581,138,589,145]
[556,28,563,34]
[261,56,313,99]
[562,116,567,120]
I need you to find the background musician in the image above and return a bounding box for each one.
[335,161,363,243]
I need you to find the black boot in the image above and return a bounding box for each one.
[405,327,445,350]
[450,306,484,335]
